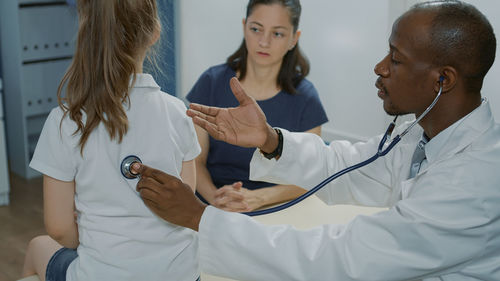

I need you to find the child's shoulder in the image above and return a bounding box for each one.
[42,105,80,138]
[156,90,187,111]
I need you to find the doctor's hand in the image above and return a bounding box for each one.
[187,77,279,153]
[133,163,207,231]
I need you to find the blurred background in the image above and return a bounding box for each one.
[0,1,499,280]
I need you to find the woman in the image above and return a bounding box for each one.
[187,0,328,212]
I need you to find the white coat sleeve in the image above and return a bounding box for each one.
[249,129,396,207]
[198,177,489,281]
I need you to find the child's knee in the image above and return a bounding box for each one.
[26,235,55,259]
[27,236,51,251]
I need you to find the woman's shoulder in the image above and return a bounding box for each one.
[200,63,236,81]
[187,63,235,104]
[294,78,319,97]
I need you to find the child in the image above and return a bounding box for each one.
[22,1,201,280]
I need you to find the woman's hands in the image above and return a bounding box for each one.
[211,182,264,212]
[211,182,307,213]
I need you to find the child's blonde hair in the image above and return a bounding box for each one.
[58,0,160,153]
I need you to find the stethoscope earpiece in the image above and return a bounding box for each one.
[121,155,142,179]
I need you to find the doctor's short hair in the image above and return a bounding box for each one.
[410,0,496,93]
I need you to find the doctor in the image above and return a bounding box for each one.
[135,1,500,280]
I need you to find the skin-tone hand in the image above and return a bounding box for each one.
[214,184,261,212]
[186,77,279,154]
[133,163,206,231]
[212,182,251,212]
[213,183,307,212]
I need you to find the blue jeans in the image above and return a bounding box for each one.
[45,248,77,281]
[45,247,201,281]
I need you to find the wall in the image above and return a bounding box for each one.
[465,0,500,121]
[175,0,245,99]
[175,0,500,142]
[153,0,176,95]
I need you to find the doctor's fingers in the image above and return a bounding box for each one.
[136,174,161,192]
[188,103,220,119]
[191,116,227,142]
[135,163,181,185]
[229,77,253,106]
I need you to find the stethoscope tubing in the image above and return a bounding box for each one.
[243,80,443,216]
[119,80,444,217]
[243,125,401,216]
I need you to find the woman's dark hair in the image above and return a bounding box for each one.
[226,0,309,95]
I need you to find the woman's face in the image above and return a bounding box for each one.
[243,3,300,68]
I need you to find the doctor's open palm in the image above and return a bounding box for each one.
[187,77,270,148]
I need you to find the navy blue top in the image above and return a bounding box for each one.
[187,64,328,192]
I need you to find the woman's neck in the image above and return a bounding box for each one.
[240,59,282,100]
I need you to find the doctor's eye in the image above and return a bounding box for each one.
[390,57,401,65]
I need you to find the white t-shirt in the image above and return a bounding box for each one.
[30,74,201,281]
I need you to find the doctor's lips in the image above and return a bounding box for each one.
[376,79,388,98]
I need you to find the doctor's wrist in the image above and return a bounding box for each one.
[259,126,283,160]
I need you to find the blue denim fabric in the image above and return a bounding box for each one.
[45,248,77,281]
[45,247,200,281]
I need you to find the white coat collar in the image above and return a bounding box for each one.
[423,99,493,166]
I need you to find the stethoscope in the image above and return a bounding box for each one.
[121,77,444,217]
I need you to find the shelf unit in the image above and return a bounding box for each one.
[0,78,10,205]
[0,0,77,179]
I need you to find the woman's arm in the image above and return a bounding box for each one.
[214,126,322,211]
[43,175,79,249]
[193,125,249,211]
[215,184,306,211]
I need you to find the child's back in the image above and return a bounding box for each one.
[22,1,201,280]
[31,74,200,280]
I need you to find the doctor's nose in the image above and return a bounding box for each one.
[374,55,390,77]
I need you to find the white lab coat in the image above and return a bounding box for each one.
[198,100,500,280]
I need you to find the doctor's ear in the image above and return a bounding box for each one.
[436,67,457,93]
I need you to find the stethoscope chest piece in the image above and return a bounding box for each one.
[121,155,142,179]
